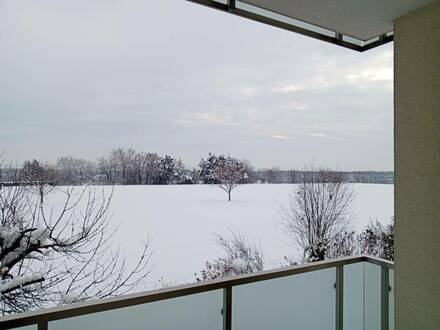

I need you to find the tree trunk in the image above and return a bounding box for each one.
[228,190,231,202]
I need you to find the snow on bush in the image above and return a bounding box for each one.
[0,274,44,295]
[195,232,263,282]
[359,219,394,261]
[59,292,80,305]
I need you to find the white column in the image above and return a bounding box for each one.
[394,2,440,329]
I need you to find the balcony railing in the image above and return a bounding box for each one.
[0,255,394,330]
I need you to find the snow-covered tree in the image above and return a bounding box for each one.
[19,160,45,182]
[281,168,354,263]
[156,155,175,185]
[198,153,223,184]
[358,219,394,261]
[173,159,194,184]
[195,232,263,282]
[0,181,150,314]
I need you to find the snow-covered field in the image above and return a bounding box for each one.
[50,184,394,288]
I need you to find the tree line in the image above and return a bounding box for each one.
[0,148,394,186]
[1,153,394,313]
[0,149,248,186]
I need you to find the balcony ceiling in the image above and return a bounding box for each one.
[189,0,438,50]
[241,0,437,41]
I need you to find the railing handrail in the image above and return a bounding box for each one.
[0,255,393,329]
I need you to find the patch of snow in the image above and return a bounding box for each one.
[46,184,394,288]
[0,274,43,294]
[0,228,21,249]
[231,258,248,273]
[59,292,80,305]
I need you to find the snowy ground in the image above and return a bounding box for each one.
[49,184,394,289]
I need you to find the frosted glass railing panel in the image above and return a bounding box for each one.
[364,263,381,330]
[232,268,336,330]
[9,326,37,330]
[343,262,364,330]
[49,290,223,330]
[343,262,393,329]
[389,268,395,330]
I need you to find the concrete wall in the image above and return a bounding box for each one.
[394,2,440,329]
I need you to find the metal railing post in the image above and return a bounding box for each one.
[335,265,344,330]
[38,320,48,330]
[381,267,390,330]
[223,286,232,330]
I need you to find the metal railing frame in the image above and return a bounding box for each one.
[0,255,393,330]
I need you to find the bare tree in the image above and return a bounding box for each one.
[105,148,166,185]
[56,156,96,185]
[141,152,160,185]
[195,232,263,282]
[214,156,247,201]
[109,148,136,185]
[97,157,112,184]
[0,178,151,314]
[281,168,354,263]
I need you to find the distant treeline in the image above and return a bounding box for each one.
[0,148,394,186]
[251,169,394,184]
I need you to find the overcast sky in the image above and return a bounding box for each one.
[0,0,393,170]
